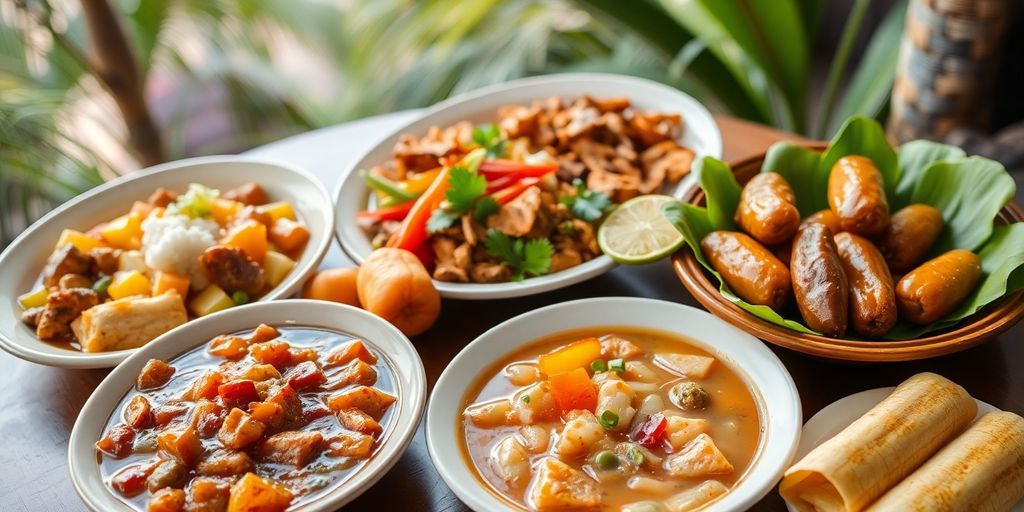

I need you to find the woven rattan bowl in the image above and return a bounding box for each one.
[672,147,1024,362]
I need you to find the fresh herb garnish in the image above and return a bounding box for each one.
[472,123,507,158]
[561,179,612,221]
[472,196,500,222]
[427,163,500,232]
[167,183,219,218]
[520,395,531,404]
[483,229,553,282]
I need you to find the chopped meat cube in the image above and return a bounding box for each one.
[186,371,224,401]
[124,395,153,429]
[247,324,281,344]
[96,423,135,458]
[158,427,204,467]
[148,187,178,207]
[488,186,543,237]
[663,433,734,478]
[208,336,248,360]
[326,386,396,420]
[326,359,378,390]
[199,246,266,296]
[42,244,93,288]
[74,293,188,352]
[325,339,377,366]
[599,335,642,359]
[147,487,186,512]
[527,457,602,510]
[226,473,292,512]
[190,399,226,437]
[197,449,253,477]
[218,408,266,450]
[153,403,189,426]
[111,460,158,497]
[89,247,121,275]
[36,288,98,341]
[266,386,302,426]
[654,354,716,379]
[20,306,43,329]
[248,401,285,429]
[336,408,382,436]
[185,477,230,512]
[147,458,186,492]
[221,183,267,206]
[235,363,281,382]
[325,431,374,459]
[249,340,292,368]
[285,361,326,391]
[218,380,260,408]
[260,431,323,467]
[548,249,582,274]
[234,205,273,228]
[58,273,92,290]
[470,263,512,283]
[139,359,176,390]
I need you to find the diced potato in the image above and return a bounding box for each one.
[257,201,296,222]
[152,271,190,297]
[138,359,176,390]
[227,473,292,512]
[527,457,602,510]
[57,229,104,253]
[186,478,230,512]
[197,449,253,477]
[218,408,266,450]
[108,270,153,300]
[18,287,48,309]
[490,436,530,484]
[222,220,268,263]
[268,218,309,253]
[189,285,234,317]
[211,198,244,226]
[654,354,716,379]
[157,427,203,467]
[101,212,144,250]
[600,334,642,359]
[663,433,734,478]
[263,251,295,288]
[325,431,374,458]
[260,431,323,467]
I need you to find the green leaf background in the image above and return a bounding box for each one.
[666,117,1024,340]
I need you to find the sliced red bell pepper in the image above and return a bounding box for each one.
[357,202,415,222]
[630,413,668,449]
[480,159,558,180]
[492,177,541,205]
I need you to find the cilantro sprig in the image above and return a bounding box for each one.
[427,151,499,232]
[483,229,553,281]
[561,179,612,221]
[472,123,507,158]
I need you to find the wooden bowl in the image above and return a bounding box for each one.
[671,147,1024,362]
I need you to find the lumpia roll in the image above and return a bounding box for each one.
[780,373,977,512]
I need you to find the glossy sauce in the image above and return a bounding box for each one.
[459,327,761,511]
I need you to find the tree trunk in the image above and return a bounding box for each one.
[79,0,165,166]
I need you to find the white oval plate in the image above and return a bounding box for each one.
[426,297,801,511]
[69,299,427,512]
[786,387,1020,512]
[334,73,722,299]
[0,156,334,368]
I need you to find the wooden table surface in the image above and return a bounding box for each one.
[2,114,1021,512]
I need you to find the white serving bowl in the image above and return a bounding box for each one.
[334,73,722,299]
[68,299,427,512]
[426,297,801,511]
[0,156,334,368]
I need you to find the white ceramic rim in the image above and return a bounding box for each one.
[333,73,723,299]
[0,155,334,368]
[68,299,427,512]
[425,297,801,512]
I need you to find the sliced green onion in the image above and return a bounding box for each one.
[360,170,418,202]
[595,450,619,469]
[92,276,112,297]
[599,410,619,429]
[609,358,626,373]
[231,290,249,305]
[590,359,607,373]
[521,395,531,404]
[626,444,645,466]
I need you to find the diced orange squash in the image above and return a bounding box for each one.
[190,285,234,317]
[100,211,144,249]
[227,473,292,512]
[147,487,186,512]
[208,335,248,360]
[263,251,295,288]
[325,431,374,458]
[249,401,285,428]
[218,409,266,450]
[211,198,244,226]
[157,427,203,467]
[325,339,378,367]
[260,431,323,467]
[153,271,190,297]
[549,367,598,413]
[221,220,268,263]
[538,338,602,377]
[109,270,153,300]
[249,340,292,368]
[57,229,104,253]
[257,201,296,222]
[268,218,309,253]
[326,386,396,420]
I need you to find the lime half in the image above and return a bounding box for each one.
[598,194,684,265]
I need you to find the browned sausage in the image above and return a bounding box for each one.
[735,172,801,245]
[700,231,791,310]
[828,156,890,236]
[877,204,944,274]
[896,249,981,324]
[802,209,844,234]
[835,233,897,337]
[791,223,848,337]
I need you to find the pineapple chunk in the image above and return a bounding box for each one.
[257,201,296,222]
[119,250,148,274]
[108,270,153,300]
[100,211,143,249]
[18,287,49,309]
[56,229,103,253]
[153,271,190,297]
[263,251,295,288]
[212,198,244,226]
[190,285,234,317]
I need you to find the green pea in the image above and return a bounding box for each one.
[595,450,619,469]
[599,410,619,429]
[231,290,249,305]
[92,276,112,297]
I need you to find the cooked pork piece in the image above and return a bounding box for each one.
[42,244,93,288]
[221,183,267,206]
[36,288,99,341]
[72,291,188,352]
[89,247,121,275]
[58,273,92,290]
[147,187,178,208]
[471,263,512,283]
[549,248,583,274]
[488,186,543,237]
[432,238,469,283]
[199,246,266,296]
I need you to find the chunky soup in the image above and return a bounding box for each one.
[460,327,761,511]
[96,325,396,512]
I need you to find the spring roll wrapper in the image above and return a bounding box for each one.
[780,373,977,512]
[867,411,1024,512]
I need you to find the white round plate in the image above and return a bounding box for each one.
[334,73,723,299]
[0,156,334,368]
[786,387,1018,512]
[425,297,801,512]
[69,299,427,512]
